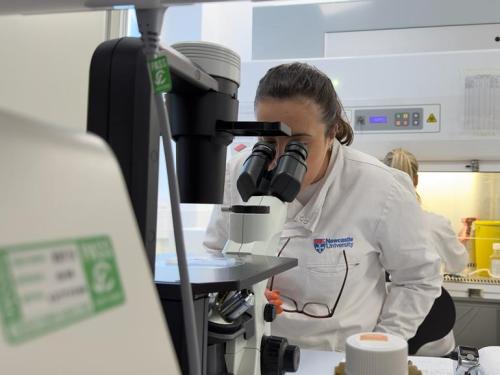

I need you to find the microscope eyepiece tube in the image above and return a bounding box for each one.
[237,142,276,202]
[283,141,308,161]
[269,141,308,203]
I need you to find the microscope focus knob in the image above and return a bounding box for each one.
[283,345,300,372]
[261,335,300,374]
[264,303,277,322]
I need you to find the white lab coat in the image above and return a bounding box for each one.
[423,211,468,274]
[413,212,468,357]
[204,140,442,351]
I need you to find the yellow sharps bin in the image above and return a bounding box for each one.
[474,220,500,274]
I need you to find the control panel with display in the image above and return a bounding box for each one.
[354,108,424,131]
[345,104,441,134]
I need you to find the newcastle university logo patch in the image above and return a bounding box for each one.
[313,237,354,253]
[313,239,327,253]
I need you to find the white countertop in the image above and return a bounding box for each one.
[298,349,455,375]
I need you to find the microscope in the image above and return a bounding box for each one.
[207,140,308,375]
[88,35,305,374]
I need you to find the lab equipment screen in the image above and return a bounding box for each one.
[369,116,388,124]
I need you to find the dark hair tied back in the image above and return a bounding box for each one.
[255,62,353,145]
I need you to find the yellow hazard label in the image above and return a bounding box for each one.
[426,113,437,123]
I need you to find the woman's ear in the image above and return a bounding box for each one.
[413,174,419,188]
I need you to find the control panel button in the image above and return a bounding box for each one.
[413,120,419,126]
[402,121,408,126]
[395,120,401,127]
[395,113,402,120]
[412,112,420,119]
[356,116,366,125]
[403,113,409,119]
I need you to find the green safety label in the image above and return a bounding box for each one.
[148,55,172,93]
[0,235,125,345]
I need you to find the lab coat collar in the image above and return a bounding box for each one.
[283,139,343,236]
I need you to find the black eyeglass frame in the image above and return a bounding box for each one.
[269,238,349,319]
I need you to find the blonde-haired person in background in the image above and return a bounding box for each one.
[383,148,468,274]
[383,148,468,356]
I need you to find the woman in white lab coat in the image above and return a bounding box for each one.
[382,148,468,274]
[383,148,468,356]
[203,63,442,351]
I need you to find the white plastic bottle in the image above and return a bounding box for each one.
[490,243,500,276]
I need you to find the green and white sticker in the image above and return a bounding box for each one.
[0,235,125,345]
[148,55,172,93]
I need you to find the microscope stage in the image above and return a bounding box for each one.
[155,253,297,297]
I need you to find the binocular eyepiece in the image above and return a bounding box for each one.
[237,140,308,202]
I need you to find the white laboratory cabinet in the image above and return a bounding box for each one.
[444,278,500,348]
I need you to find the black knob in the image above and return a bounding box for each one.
[264,303,277,322]
[261,335,300,374]
[283,345,300,372]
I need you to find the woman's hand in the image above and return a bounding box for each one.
[265,288,283,314]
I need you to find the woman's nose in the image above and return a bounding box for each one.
[268,142,286,170]
[268,157,278,170]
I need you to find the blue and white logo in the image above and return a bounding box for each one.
[312,237,354,253]
[313,239,327,253]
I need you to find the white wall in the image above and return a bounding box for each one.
[200,2,253,61]
[0,11,116,130]
[324,24,500,58]
[127,3,253,61]
[128,6,203,45]
[253,0,500,59]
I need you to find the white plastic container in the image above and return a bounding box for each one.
[490,243,500,276]
[345,332,408,375]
